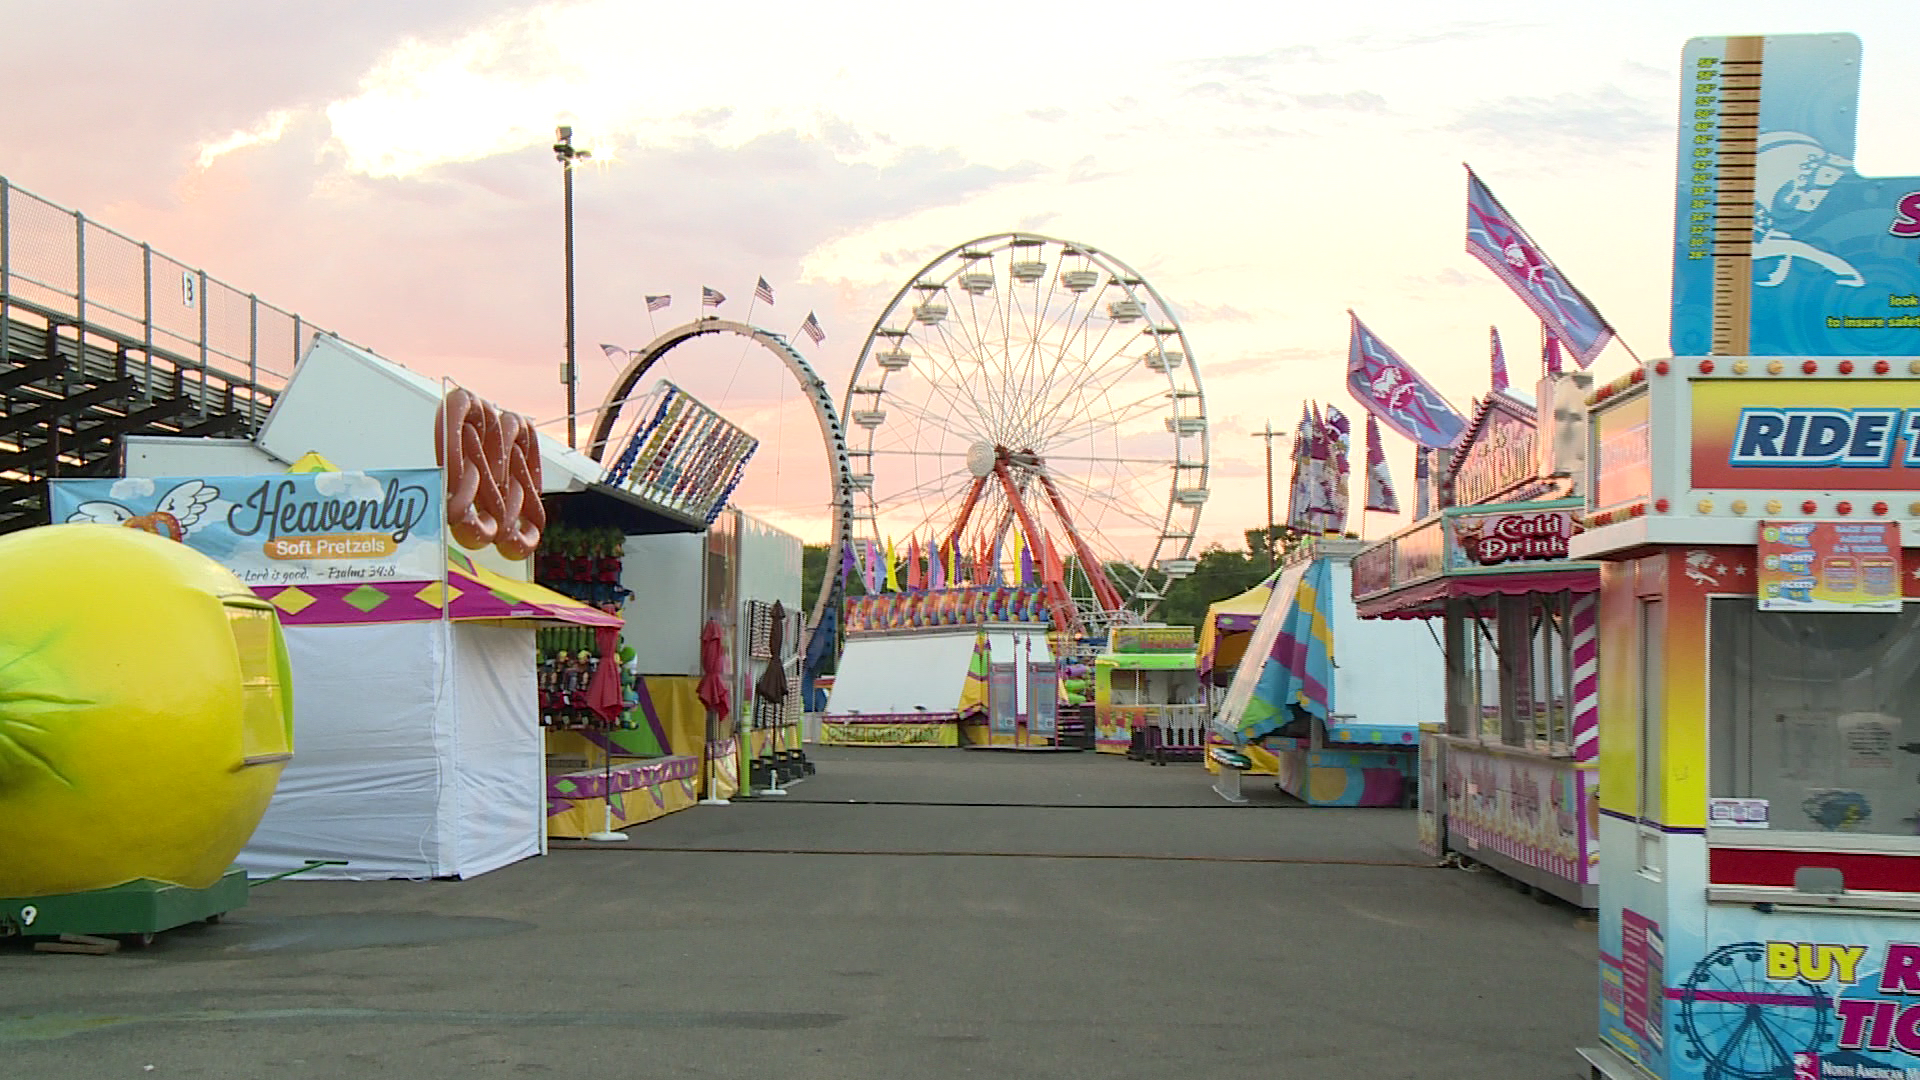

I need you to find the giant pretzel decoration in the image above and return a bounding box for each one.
[434,387,547,560]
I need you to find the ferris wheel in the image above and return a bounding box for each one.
[842,233,1209,636]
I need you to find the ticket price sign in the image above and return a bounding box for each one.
[1757,521,1901,612]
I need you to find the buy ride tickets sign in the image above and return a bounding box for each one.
[1692,381,1920,491]
[1758,520,1901,613]
[49,470,445,587]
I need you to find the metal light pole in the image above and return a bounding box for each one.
[553,126,591,448]
[1253,420,1284,569]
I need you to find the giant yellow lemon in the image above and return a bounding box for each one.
[0,524,293,897]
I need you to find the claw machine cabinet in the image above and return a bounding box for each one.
[1579,33,1920,1079]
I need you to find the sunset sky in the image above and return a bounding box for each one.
[8,2,1920,550]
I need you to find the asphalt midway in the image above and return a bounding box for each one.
[1,747,1598,1079]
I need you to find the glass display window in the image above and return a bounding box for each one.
[1708,597,1920,844]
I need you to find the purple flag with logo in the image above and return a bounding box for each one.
[1325,405,1351,535]
[1363,414,1399,514]
[1346,312,1467,450]
[1466,167,1613,367]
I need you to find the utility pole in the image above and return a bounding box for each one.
[553,126,591,448]
[1252,421,1285,569]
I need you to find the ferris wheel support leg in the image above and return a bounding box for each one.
[992,463,1081,633]
[942,473,990,556]
[1032,467,1127,613]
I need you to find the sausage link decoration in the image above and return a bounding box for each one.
[434,387,546,559]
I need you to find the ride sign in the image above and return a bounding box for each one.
[1692,381,1920,491]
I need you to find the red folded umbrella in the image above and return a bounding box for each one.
[585,624,625,724]
[697,619,731,717]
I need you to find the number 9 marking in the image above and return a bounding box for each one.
[18,906,37,927]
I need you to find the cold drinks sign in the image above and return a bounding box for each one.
[1452,508,1577,568]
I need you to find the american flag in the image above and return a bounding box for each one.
[800,312,826,344]
[646,294,671,312]
[754,277,775,305]
[701,286,725,307]
[600,343,630,364]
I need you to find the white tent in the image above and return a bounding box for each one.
[239,621,543,881]
[826,629,983,717]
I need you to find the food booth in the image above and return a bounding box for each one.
[1208,538,1443,805]
[1352,375,1602,904]
[821,587,1056,748]
[1198,570,1277,698]
[1579,32,1920,1079]
[1094,626,1203,761]
[114,333,772,852]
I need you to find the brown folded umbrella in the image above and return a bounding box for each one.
[754,600,790,703]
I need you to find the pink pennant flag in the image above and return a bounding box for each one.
[1542,326,1564,375]
[1490,326,1509,392]
[1364,414,1400,514]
